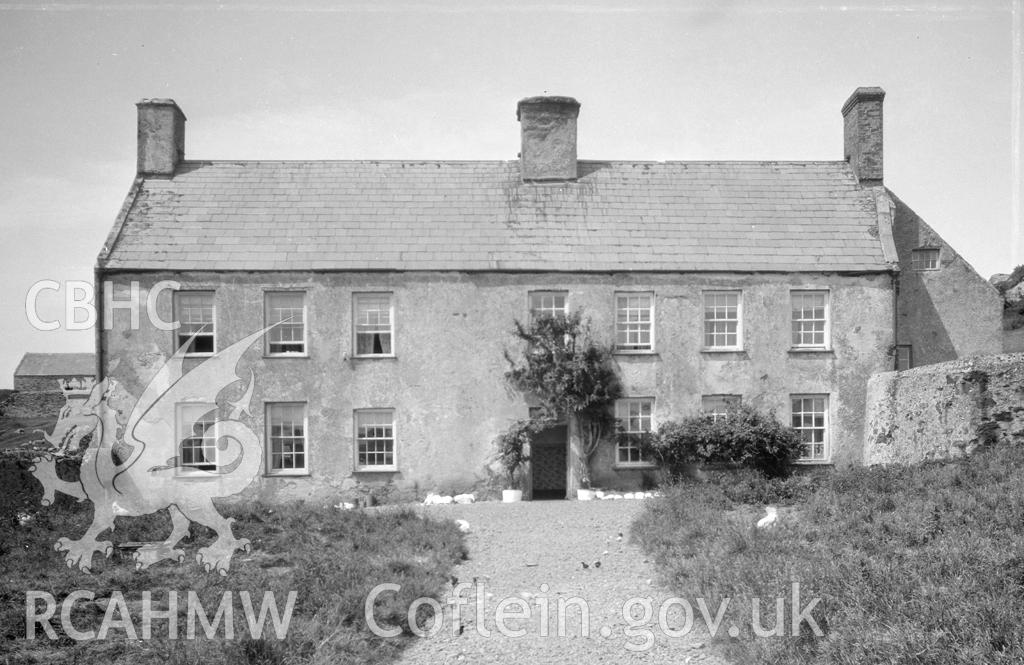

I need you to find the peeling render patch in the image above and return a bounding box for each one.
[864,353,1024,466]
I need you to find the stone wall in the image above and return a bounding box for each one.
[0,390,66,420]
[864,353,1024,465]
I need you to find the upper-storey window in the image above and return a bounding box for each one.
[911,247,941,271]
[173,291,215,355]
[354,293,394,357]
[265,291,307,355]
[703,291,742,350]
[529,291,568,321]
[791,290,830,349]
[615,292,654,352]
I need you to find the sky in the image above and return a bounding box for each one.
[0,0,1021,388]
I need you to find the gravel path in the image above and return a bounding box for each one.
[394,499,731,664]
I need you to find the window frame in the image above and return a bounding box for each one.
[528,290,569,321]
[264,290,308,357]
[911,247,941,271]
[172,290,216,357]
[790,394,830,464]
[614,397,656,468]
[702,290,743,351]
[790,289,831,350]
[265,402,309,476]
[176,402,219,475]
[614,291,655,353]
[352,292,396,358]
[895,344,913,371]
[354,408,398,472]
[700,394,742,421]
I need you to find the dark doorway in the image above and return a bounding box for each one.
[530,420,567,500]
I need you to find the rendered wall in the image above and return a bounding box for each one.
[99,270,894,502]
[890,192,1002,366]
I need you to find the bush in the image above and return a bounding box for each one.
[645,404,803,478]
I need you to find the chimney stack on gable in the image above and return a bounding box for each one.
[136,99,186,177]
[516,96,580,181]
[841,87,885,185]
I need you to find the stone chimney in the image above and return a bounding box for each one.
[516,96,580,181]
[136,99,186,177]
[841,87,885,185]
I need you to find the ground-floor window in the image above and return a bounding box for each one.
[267,403,308,474]
[355,409,396,471]
[791,394,829,462]
[701,394,741,421]
[615,398,653,465]
[177,403,218,472]
[896,344,913,371]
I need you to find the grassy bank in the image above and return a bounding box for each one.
[1,456,467,665]
[632,446,1024,664]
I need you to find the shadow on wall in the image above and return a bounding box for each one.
[890,192,1000,366]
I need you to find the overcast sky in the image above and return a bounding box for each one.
[0,0,1021,388]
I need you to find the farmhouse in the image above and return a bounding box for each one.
[95,89,1000,501]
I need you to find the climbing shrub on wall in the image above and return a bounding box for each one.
[503,311,621,489]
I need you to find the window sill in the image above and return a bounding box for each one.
[181,352,215,359]
[788,348,834,355]
[613,350,658,357]
[354,466,399,473]
[265,471,311,478]
[794,458,832,466]
[264,353,309,359]
[176,469,218,478]
[613,463,658,470]
[351,354,397,360]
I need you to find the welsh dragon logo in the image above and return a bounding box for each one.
[29,328,269,576]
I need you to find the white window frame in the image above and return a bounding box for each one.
[614,398,655,467]
[790,290,830,350]
[176,402,218,475]
[264,291,308,357]
[791,394,830,463]
[353,293,395,358]
[529,290,568,321]
[266,402,309,476]
[173,291,216,356]
[701,394,742,421]
[614,292,655,353]
[911,247,941,271]
[702,290,743,351]
[355,409,397,472]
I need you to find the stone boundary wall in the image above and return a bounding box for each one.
[0,390,65,420]
[864,353,1024,465]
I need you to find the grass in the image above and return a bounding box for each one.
[632,445,1024,664]
[0,454,467,665]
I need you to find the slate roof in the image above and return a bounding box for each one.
[14,353,96,377]
[99,159,894,273]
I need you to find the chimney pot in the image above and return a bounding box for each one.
[516,96,580,181]
[136,99,186,176]
[841,87,885,185]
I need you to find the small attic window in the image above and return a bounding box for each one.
[911,248,941,271]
